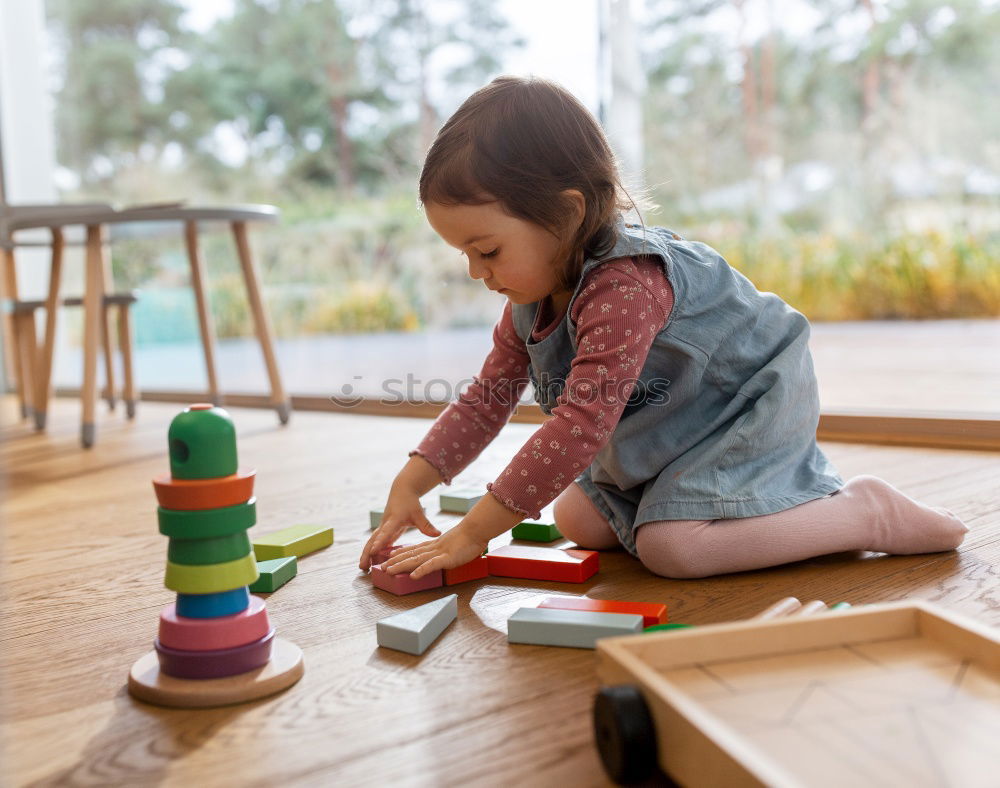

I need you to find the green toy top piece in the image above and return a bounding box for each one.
[168,404,238,480]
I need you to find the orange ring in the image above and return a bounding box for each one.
[152,469,256,511]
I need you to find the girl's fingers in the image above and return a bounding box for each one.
[416,513,442,537]
[410,553,447,580]
[384,544,434,571]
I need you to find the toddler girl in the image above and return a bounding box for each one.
[359,75,967,580]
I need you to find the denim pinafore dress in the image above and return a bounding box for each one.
[510,221,844,557]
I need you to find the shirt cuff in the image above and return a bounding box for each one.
[408,450,453,485]
[486,482,537,520]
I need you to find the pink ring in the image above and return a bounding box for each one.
[158,595,270,651]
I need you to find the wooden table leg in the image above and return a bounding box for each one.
[34,228,64,430]
[81,225,105,447]
[117,302,137,418]
[231,221,290,424]
[100,237,117,411]
[184,221,221,406]
[1,247,28,419]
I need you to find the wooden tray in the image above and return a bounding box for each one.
[596,601,1000,787]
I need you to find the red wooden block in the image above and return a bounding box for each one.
[486,545,599,583]
[443,555,489,586]
[158,596,271,651]
[370,563,443,595]
[537,596,667,627]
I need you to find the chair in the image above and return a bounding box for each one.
[9,290,138,419]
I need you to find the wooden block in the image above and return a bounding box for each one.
[644,623,693,633]
[370,509,384,531]
[377,594,458,655]
[248,556,298,593]
[175,587,250,618]
[508,607,643,649]
[538,596,667,627]
[164,553,259,594]
[252,524,333,560]
[443,555,489,585]
[128,636,304,708]
[512,519,562,542]
[152,469,256,511]
[439,488,483,513]
[158,596,270,651]
[486,545,599,583]
[370,563,443,595]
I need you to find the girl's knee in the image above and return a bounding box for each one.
[553,484,620,550]
[634,520,712,579]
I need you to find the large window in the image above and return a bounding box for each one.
[31,0,1000,413]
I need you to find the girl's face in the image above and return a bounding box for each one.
[424,200,568,305]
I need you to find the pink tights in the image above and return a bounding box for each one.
[553,475,968,579]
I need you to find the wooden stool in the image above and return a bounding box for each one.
[10,291,138,431]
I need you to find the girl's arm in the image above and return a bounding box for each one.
[407,301,531,484]
[385,258,674,578]
[360,303,530,570]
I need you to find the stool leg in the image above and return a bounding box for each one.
[17,307,39,421]
[1,247,28,419]
[117,302,137,419]
[231,220,290,424]
[35,229,65,430]
[185,221,221,406]
[80,225,105,448]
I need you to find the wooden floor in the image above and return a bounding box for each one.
[2,398,999,787]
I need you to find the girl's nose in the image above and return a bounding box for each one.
[468,257,489,281]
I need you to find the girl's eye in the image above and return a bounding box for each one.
[480,249,499,259]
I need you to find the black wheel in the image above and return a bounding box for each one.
[593,684,658,785]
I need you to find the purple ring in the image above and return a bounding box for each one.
[154,628,275,679]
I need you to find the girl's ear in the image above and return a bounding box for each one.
[561,189,586,233]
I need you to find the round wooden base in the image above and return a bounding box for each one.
[127,637,304,708]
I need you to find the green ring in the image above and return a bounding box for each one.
[164,553,259,594]
[158,499,256,539]
[167,531,252,565]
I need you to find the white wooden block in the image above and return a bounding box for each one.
[376,594,458,655]
[439,489,483,513]
[507,607,644,649]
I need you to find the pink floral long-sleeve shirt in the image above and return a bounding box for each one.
[410,256,675,519]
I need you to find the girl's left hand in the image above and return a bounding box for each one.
[382,524,487,580]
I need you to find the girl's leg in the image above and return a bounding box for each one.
[634,474,968,579]
[553,482,621,550]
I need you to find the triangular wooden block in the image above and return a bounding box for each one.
[377,594,458,655]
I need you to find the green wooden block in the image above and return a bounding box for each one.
[512,519,562,542]
[253,524,334,560]
[248,556,298,593]
[643,623,693,633]
[167,404,238,480]
[370,509,384,531]
[167,531,252,565]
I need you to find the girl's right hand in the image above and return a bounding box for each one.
[359,484,442,571]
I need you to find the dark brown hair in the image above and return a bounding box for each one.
[419,75,639,291]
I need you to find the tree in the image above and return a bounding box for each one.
[46,0,189,186]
